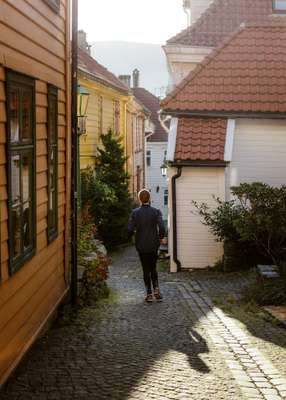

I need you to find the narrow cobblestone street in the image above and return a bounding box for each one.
[1,247,286,400]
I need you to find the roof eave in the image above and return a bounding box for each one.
[170,160,228,167]
[78,67,130,96]
[162,109,286,119]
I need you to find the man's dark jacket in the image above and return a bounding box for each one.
[128,204,165,253]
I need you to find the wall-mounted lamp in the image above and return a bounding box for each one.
[160,161,168,177]
[77,85,90,134]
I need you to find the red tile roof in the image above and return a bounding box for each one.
[78,48,130,94]
[162,21,286,115]
[167,0,273,47]
[132,88,168,142]
[175,117,227,161]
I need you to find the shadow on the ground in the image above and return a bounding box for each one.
[0,251,212,400]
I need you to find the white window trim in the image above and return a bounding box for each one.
[167,118,178,162]
[224,119,235,162]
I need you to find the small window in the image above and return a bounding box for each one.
[114,100,120,134]
[98,96,103,134]
[163,150,167,162]
[47,85,58,243]
[273,0,286,10]
[164,189,168,206]
[146,150,151,167]
[6,70,36,274]
[43,0,60,13]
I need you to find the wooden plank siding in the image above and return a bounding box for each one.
[0,0,71,385]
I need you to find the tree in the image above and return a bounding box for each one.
[82,129,133,247]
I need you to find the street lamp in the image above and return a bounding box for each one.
[77,85,90,134]
[160,161,168,177]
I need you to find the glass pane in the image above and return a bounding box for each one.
[22,90,32,143]
[10,88,20,143]
[23,202,32,250]
[49,190,56,231]
[49,148,55,189]
[274,0,286,9]
[11,206,21,258]
[11,154,20,206]
[22,153,31,203]
[49,96,57,143]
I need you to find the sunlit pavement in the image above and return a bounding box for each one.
[1,247,286,399]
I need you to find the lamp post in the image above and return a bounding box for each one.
[77,85,90,209]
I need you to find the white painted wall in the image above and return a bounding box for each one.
[146,142,168,220]
[168,167,225,271]
[226,119,286,199]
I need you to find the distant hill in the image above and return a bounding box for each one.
[91,41,169,97]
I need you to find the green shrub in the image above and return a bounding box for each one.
[194,182,286,271]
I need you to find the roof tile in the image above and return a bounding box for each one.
[78,48,129,94]
[167,0,273,47]
[174,117,227,161]
[162,21,286,114]
[132,88,168,142]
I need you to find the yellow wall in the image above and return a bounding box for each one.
[78,74,129,170]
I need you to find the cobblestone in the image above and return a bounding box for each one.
[1,247,286,399]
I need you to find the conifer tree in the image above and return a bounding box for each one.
[93,129,133,247]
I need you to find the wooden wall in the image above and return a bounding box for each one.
[79,77,128,170]
[0,0,70,384]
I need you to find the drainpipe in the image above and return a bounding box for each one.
[171,166,182,271]
[71,0,78,307]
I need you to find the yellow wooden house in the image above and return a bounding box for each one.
[78,35,149,196]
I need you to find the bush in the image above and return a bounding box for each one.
[194,182,286,271]
[78,220,110,305]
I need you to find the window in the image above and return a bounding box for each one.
[164,189,168,206]
[164,150,167,162]
[146,150,151,167]
[47,85,58,243]
[114,100,120,134]
[6,70,36,274]
[43,0,60,13]
[273,0,286,10]
[98,96,103,134]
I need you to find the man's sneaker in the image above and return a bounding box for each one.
[154,289,163,301]
[145,294,153,303]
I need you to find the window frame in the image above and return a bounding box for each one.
[146,150,151,167]
[114,100,120,134]
[273,0,286,12]
[47,84,58,244]
[6,70,36,275]
[43,0,60,13]
[164,189,168,206]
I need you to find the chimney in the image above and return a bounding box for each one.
[133,69,140,88]
[118,75,131,88]
[78,30,91,55]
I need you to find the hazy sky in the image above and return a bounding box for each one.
[78,0,187,44]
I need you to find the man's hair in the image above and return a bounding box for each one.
[138,189,150,204]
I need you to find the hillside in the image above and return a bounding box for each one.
[91,41,169,96]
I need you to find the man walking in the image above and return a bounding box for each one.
[128,189,165,302]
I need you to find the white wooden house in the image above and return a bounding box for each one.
[132,88,168,220]
[161,20,286,271]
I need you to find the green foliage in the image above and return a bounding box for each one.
[78,220,110,305]
[194,182,286,270]
[81,129,133,247]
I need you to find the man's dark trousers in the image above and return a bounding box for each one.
[138,252,159,295]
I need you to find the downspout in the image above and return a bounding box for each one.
[171,166,182,271]
[71,0,78,307]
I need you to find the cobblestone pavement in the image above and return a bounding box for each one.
[1,247,286,400]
